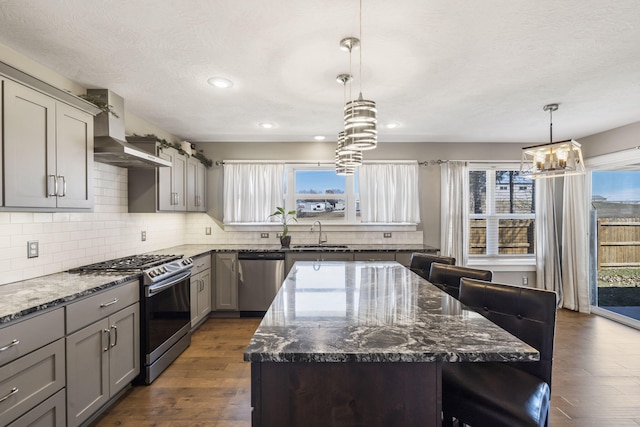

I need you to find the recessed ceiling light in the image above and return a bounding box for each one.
[259,122,274,129]
[385,122,400,129]
[207,77,233,88]
[314,135,326,141]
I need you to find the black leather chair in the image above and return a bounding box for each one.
[428,264,492,299]
[409,253,455,280]
[442,278,557,427]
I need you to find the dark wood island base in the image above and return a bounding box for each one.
[251,361,442,427]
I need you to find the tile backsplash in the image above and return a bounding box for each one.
[0,163,424,286]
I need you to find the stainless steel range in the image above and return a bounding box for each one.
[73,253,194,384]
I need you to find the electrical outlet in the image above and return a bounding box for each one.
[141,231,147,241]
[205,227,212,235]
[522,276,528,286]
[27,240,39,258]
[383,232,392,238]
[261,233,269,238]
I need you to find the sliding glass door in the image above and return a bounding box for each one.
[590,162,640,327]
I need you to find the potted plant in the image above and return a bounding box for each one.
[269,207,297,248]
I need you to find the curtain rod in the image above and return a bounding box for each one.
[215,160,419,166]
[418,159,521,166]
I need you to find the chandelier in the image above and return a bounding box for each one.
[520,104,585,179]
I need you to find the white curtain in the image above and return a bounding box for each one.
[561,174,590,313]
[223,163,284,223]
[358,163,420,223]
[535,179,563,300]
[440,161,468,266]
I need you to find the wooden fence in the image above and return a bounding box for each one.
[469,219,534,255]
[598,218,640,268]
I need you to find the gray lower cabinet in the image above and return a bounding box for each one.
[0,339,66,426]
[190,254,212,327]
[0,308,65,427]
[7,388,66,427]
[65,281,140,427]
[354,252,397,262]
[215,253,238,310]
[284,252,355,276]
[3,79,93,210]
[394,252,414,267]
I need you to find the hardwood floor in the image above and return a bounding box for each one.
[93,310,640,426]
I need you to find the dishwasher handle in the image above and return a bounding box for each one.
[238,252,285,261]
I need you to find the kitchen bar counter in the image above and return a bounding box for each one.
[244,261,538,426]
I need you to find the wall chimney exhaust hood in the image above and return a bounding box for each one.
[88,89,171,169]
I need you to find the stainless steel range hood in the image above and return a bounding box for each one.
[88,89,171,169]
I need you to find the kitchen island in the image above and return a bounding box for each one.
[244,261,538,427]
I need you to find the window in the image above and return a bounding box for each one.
[285,165,360,223]
[468,165,535,257]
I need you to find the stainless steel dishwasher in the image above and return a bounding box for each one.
[238,251,285,315]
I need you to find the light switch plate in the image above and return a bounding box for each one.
[141,231,147,241]
[261,233,269,238]
[205,227,212,235]
[28,240,39,258]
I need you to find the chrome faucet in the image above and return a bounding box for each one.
[311,220,327,245]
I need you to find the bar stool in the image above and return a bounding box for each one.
[428,264,492,299]
[409,253,455,280]
[442,278,557,427]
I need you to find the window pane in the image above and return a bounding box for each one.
[296,199,345,219]
[498,219,535,254]
[295,170,346,195]
[495,171,535,214]
[469,219,486,255]
[469,171,487,214]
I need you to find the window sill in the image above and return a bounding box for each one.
[224,223,418,233]
[467,256,536,271]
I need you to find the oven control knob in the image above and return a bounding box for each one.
[148,270,156,278]
[162,266,168,273]
[182,258,193,266]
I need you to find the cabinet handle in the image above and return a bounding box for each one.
[200,279,204,292]
[0,387,19,403]
[57,175,66,197]
[110,325,118,348]
[100,298,119,308]
[0,339,19,353]
[231,260,235,273]
[103,329,110,352]
[47,174,57,197]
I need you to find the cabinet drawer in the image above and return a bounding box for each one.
[191,254,211,275]
[0,309,64,368]
[0,339,65,426]
[66,280,139,334]
[7,388,65,427]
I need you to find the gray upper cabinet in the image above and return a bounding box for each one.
[2,79,93,210]
[127,137,191,213]
[186,157,206,212]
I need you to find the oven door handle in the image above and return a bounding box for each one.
[146,270,191,297]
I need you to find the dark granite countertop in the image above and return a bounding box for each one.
[150,243,438,258]
[0,271,139,325]
[244,261,538,363]
[0,244,436,326]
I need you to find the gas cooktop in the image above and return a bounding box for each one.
[71,254,182,272]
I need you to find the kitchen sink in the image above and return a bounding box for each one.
[292,244,349,249]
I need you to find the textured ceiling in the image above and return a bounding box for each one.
[0,0,639,144]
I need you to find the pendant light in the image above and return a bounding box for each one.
[520,104,585,179]
[343,0,377,151]
[335,73,362,175]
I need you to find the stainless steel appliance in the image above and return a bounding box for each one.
[72,253,193,384]
[238,252,285,316]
